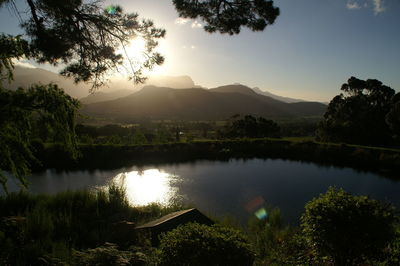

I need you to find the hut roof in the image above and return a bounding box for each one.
[136,208,210,229]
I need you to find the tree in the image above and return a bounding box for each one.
[173,0,280,35]
[157,223,254,266]
[301,187,396,265]
[386,92,400,140]
[0,84,80,192]
[317,77,397,145]
[1,0,165,89]
[223,115,280,138]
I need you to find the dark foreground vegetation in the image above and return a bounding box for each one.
[1,186,399,265]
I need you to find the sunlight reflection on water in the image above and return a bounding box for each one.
[109,169,181,206]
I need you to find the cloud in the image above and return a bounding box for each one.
[12,59,36,69]
[373,0,386,14]
[191,21,202,28]
[346,0,385,14]
[174,18,189,25]
[347,1,362,9]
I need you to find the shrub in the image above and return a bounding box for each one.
[157,223,254,266]
[301,187,396,265]
[71,243,146,266]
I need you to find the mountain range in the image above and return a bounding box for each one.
[7,66,310,104]
[6,66,326,121]
[81,84,327,121]
[4,66,198,99]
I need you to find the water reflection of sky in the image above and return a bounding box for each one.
[109,169,181,206]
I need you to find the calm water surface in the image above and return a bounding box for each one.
[6,159,400,224]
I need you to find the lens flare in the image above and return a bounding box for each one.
[106,6,117,15]
[255,208,268,220]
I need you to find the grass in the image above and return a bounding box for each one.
[0,185,184,265]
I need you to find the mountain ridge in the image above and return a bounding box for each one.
[81,85,326,121]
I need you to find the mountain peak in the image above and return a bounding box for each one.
[209,84,257,96]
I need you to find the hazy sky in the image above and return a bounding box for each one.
[1,0,399,101]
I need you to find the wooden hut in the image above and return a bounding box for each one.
[135,208,213,246]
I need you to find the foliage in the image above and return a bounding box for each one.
[0,34,30,82]
[0,185,181,265]
[157,222,254,266]
[222,115,280,138]
[386,93,400,139]
[71,243,146,266]
[1,1,165,89]
[301,187,397,265]
[173,0,280,34]
[317,77,398,145]
[0,84,80,191]
[278,118,320,137]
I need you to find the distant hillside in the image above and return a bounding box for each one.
[251,87,306,103]
[79,76,198,104]
[80,89,135,104]
[145,75,196,89]
[4,66,199,101]
[4,66,90,98]
[81,85,327,121]
[6,67,314,107]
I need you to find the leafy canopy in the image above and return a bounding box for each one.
[222,114,281,138]
[301,187,396,265]
[0,84,80,192]
[2,0,166,89]
[317,76,399,145]
[173,0,280,34]
[157,222,254,266]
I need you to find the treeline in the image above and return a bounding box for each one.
[74,115,320,146]
[34,139,400,179]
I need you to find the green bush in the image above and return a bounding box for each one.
[71,243,146,266]
[157,223,254,266]
[301,187,396,265]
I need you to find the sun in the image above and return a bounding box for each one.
[118,37,169,77]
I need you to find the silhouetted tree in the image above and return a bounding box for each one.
[386,93,400,140]
[173,0,280,34]
[317,77,397,145]
[223,115,280,138]
[1,1,165,89]
[0,84,79,191]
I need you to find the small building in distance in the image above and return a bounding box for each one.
[135,208,214,246]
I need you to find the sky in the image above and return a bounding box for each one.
[1,0,399,101]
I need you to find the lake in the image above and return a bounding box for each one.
[6,158,400,224]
